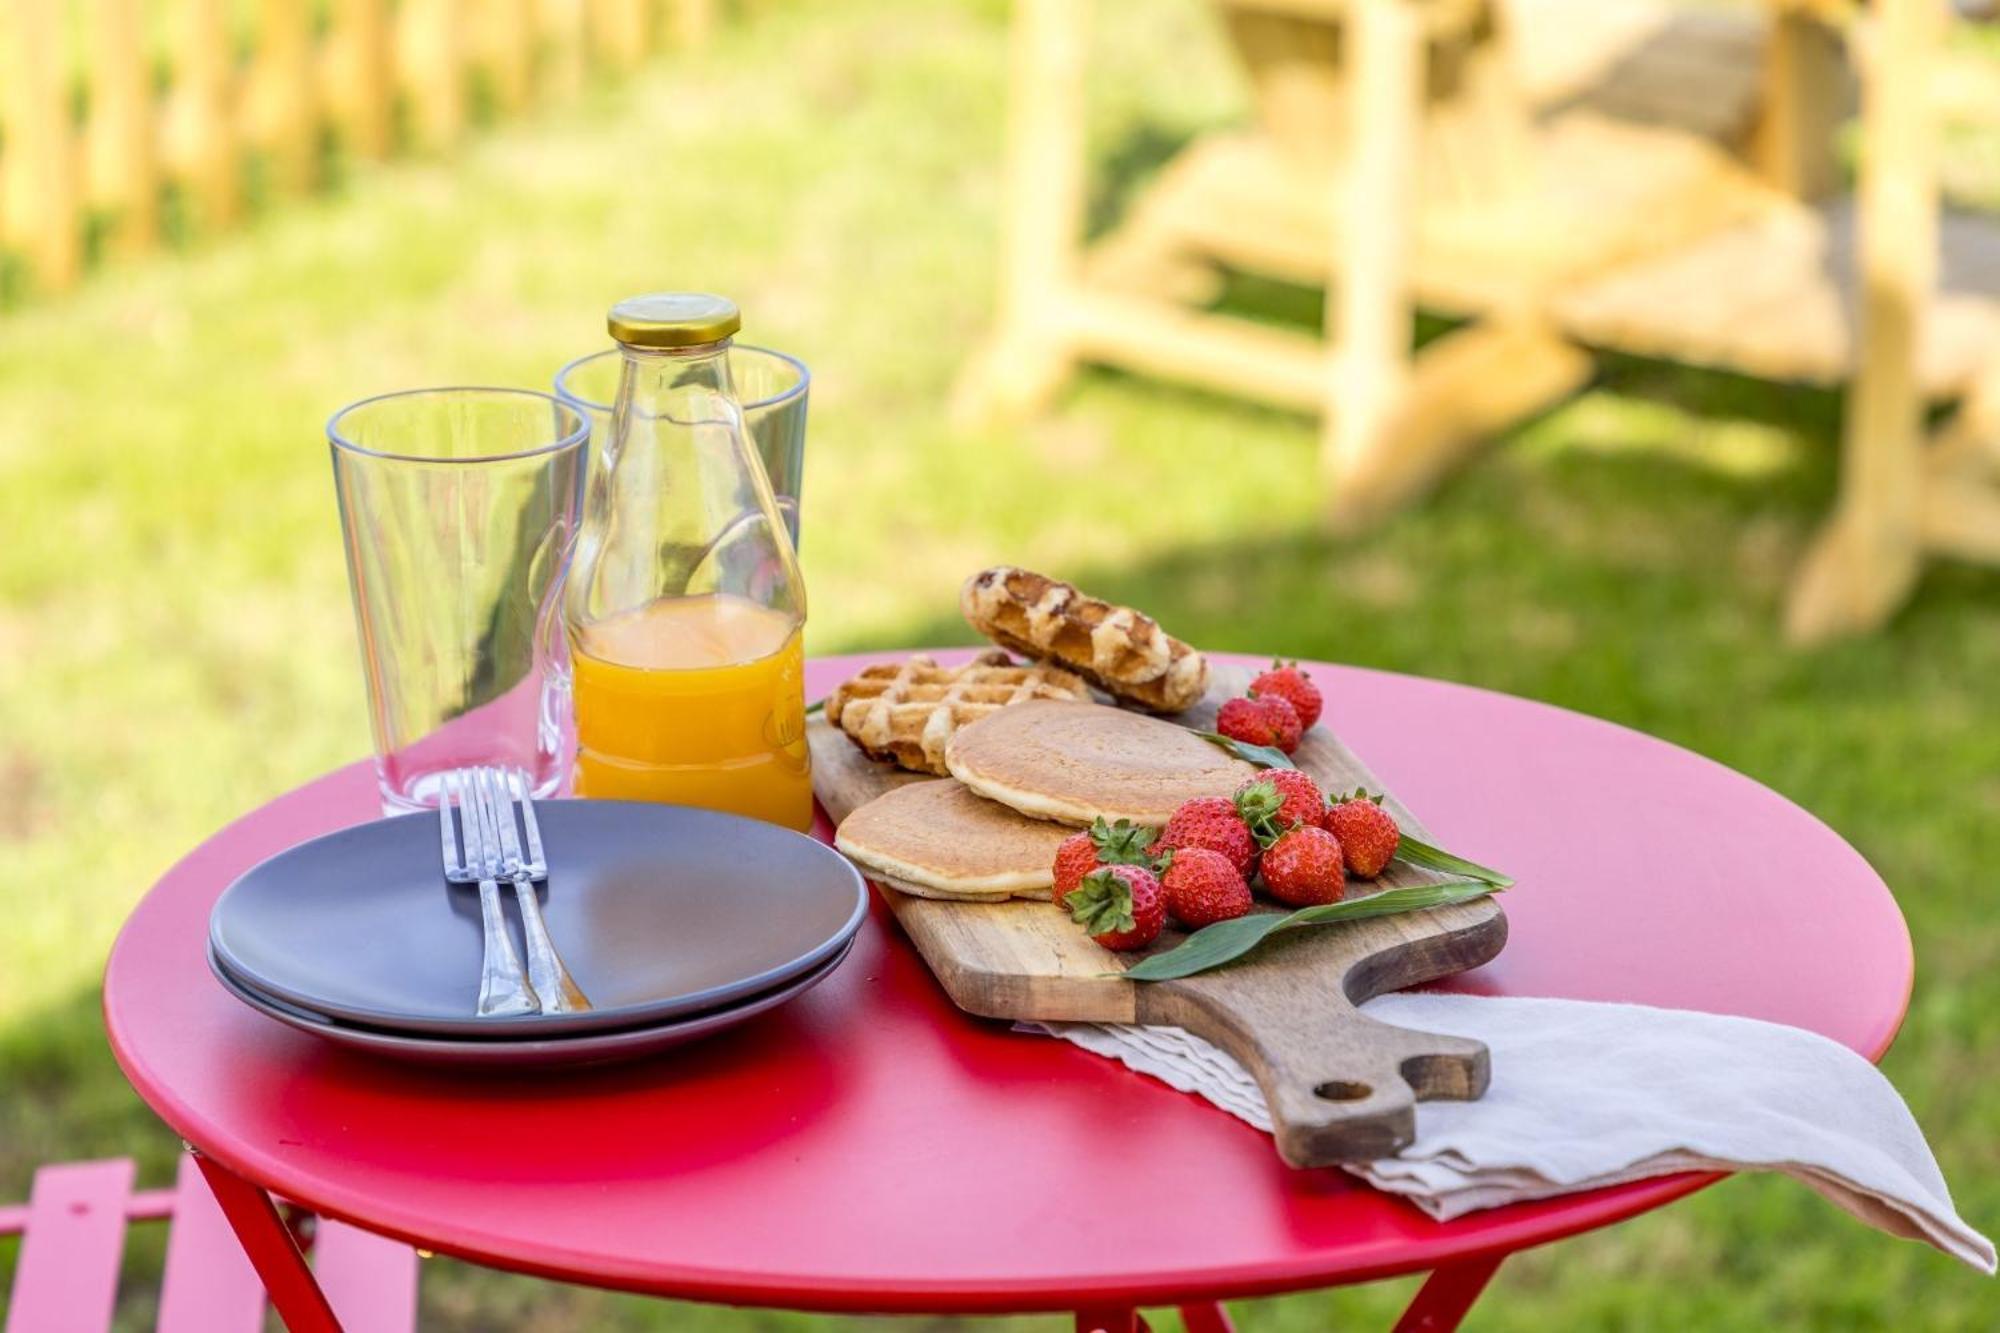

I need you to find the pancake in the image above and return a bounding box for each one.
[833,778,1070,900]
[944,698,1256,827]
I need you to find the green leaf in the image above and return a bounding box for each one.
[1121,880,1501,981]
[1119,913,1288,982]
[805,698,826,717]
[1193,729,1297,770]
[1394,836,1514,888]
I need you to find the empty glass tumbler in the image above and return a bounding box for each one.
[555,341,807,544]
[328,387,589,812]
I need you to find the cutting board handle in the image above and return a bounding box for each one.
[1134,922,1497,1165]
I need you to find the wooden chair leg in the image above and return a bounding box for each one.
[1786,0,1940,643]
[952,0,1089,427]
[1323,0,1422,509]
[1327,316,1591,532]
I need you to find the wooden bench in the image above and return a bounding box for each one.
[2,1156,416,1333]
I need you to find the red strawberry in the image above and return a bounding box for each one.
[1258,695,1303,753]
[1234,770,1324,843]
[1324,791,1400,879]
[1050,834,1098,910]
[1215,694,1302,754]
[1066,864,1166,951]
[1260,826,1347,907]
[1161,847,1253,928]
[1157,796,1257,877]
[1050,818,1160,909]
[1250,660,1323,730]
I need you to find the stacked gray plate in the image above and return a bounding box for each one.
[207,800,867,1067]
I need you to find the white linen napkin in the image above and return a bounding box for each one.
[1027,992,1995,1273]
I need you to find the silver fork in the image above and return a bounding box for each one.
[477,767,591,1013]
[440,770,539,1017]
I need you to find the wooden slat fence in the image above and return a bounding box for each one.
[0,0,719,301]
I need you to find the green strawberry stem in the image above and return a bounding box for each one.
[1089,817,1159,866]
[805,698,826,716]
[1119,880,1500,981]
[1068,868,1137,936]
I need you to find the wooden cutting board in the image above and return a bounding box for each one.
[809,664,1507,1165]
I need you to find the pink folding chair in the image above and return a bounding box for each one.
[1,1156,416,1333]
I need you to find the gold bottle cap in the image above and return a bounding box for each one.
[607,293,741,348]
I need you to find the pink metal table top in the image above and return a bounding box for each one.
[103,652,1913,1315]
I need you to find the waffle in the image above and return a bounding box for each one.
[823,650,1091,775]
[961,567,1208,713]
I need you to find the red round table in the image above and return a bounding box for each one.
[105,653,1912,1332]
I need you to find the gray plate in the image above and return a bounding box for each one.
[208,939,853,1068]
[208,799,866,1039]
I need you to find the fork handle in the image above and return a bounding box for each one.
[477,877,539,1016]
[511,875,592,1013]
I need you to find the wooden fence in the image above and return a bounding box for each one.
[0,0,719,298]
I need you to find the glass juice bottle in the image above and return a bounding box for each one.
[563,294,813,830]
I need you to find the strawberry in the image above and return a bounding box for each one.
[1157,796,1257,878]
[1250,660,1323,730]
[1066,864,1166,951]
[1324,790,1400,879]
[1218,694,1302,755]
[1260,826,1347,907]
[1050,835,1098,911]
[1051,818,1162,909]
[1234,770,1324,844]
[1161,847,1252,928]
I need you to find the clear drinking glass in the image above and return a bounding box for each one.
[555,344,808,544]
[328,387,590,813]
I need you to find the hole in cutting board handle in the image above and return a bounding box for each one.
[1314,1080,1373,1102]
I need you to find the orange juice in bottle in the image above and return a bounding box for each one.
[564,294,812,830]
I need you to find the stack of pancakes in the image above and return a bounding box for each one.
[831,568,1236,902]
[834,699,1254,901]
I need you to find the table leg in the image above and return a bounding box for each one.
[192,1150,345,1332]
[1179,1300,1237,1333]
[1392,1252,1506,1332]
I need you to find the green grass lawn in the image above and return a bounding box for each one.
[2,1,1996,1327]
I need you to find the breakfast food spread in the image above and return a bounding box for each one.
[824,650,1090,775]
[831,777,1070,900]
[815,565,1438,962]
[961,567,1209,713]
[944,698,1256,827]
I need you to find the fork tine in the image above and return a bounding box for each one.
[437,772,462,874]
[465,769,498,875]
[482,768,525,868]
[510,770,547,874]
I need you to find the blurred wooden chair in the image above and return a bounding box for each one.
[957,0,2000,641]
[1550,1,2000,640]
[1,1156,417,1332]
[954,0,1778,519]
